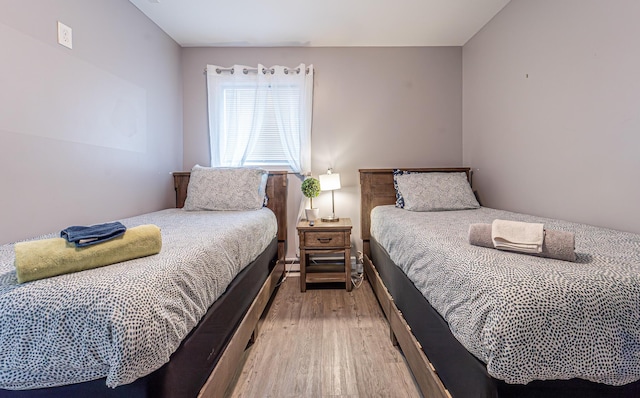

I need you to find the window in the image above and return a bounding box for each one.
[206,64,313,174]
[221,84,300,168]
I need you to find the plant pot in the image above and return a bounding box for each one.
[305,208,319,221]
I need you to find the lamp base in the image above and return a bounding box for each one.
[321,216,340,222]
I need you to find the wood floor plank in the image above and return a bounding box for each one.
[226,275,421,398]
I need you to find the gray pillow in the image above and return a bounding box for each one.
[395,172,480,211]
[183,165,268,211]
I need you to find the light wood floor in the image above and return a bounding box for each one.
[226,275,422,398]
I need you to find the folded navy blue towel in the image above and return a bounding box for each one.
[61,221,127,247]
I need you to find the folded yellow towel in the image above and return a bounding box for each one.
[14,224,162,283]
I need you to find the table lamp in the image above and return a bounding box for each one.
[319,169,341,222]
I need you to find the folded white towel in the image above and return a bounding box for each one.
[491,219,544,254]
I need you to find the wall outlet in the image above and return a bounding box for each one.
[57,21,72,49]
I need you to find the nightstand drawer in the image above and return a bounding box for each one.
[304,231,345,248]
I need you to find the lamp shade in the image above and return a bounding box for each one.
[319,172,341,191]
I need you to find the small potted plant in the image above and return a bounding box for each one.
[301,176,321,221]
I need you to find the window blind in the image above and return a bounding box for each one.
[222,85,301,167]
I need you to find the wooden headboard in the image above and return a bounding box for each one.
[359,168,472,258]
[172,171,288,260]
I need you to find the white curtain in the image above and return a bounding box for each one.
[270,64,313,175]
[206,63,313,174]
[206,64,267,167]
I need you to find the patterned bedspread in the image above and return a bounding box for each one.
[0,208,277,390]
[371,205,640,386]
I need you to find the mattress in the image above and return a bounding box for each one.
[0,208,277,390]
[370,205,640,386]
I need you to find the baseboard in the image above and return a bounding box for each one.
[284,258,300,272]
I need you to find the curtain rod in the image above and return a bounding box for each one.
[205,66,310,75]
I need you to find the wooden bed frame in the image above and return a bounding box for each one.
[172,170,287,397]
[0,171,288,398]
[359,168,472,398]
[359,168,640,398]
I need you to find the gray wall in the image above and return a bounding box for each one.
[463,0,640,233]
[0,0,183,244]
[182,47,463,258]
[5,0,634,258]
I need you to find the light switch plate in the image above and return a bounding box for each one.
[57,21,72,49]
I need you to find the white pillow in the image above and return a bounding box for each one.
[395,172,480,211]
[183,165,268,211]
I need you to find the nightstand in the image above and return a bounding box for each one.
[297,218,352,292]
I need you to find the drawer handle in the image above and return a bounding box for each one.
[317,237,333,243]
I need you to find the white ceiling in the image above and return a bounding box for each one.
[129,0,511,47]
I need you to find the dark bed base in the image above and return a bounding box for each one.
[0,238,279,398]
[369,237,640,398]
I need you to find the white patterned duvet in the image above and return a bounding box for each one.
[0,208,277,390]
[371,205,640,386]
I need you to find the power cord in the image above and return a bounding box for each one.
[351,250,364,289]
[276,257,297,287]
